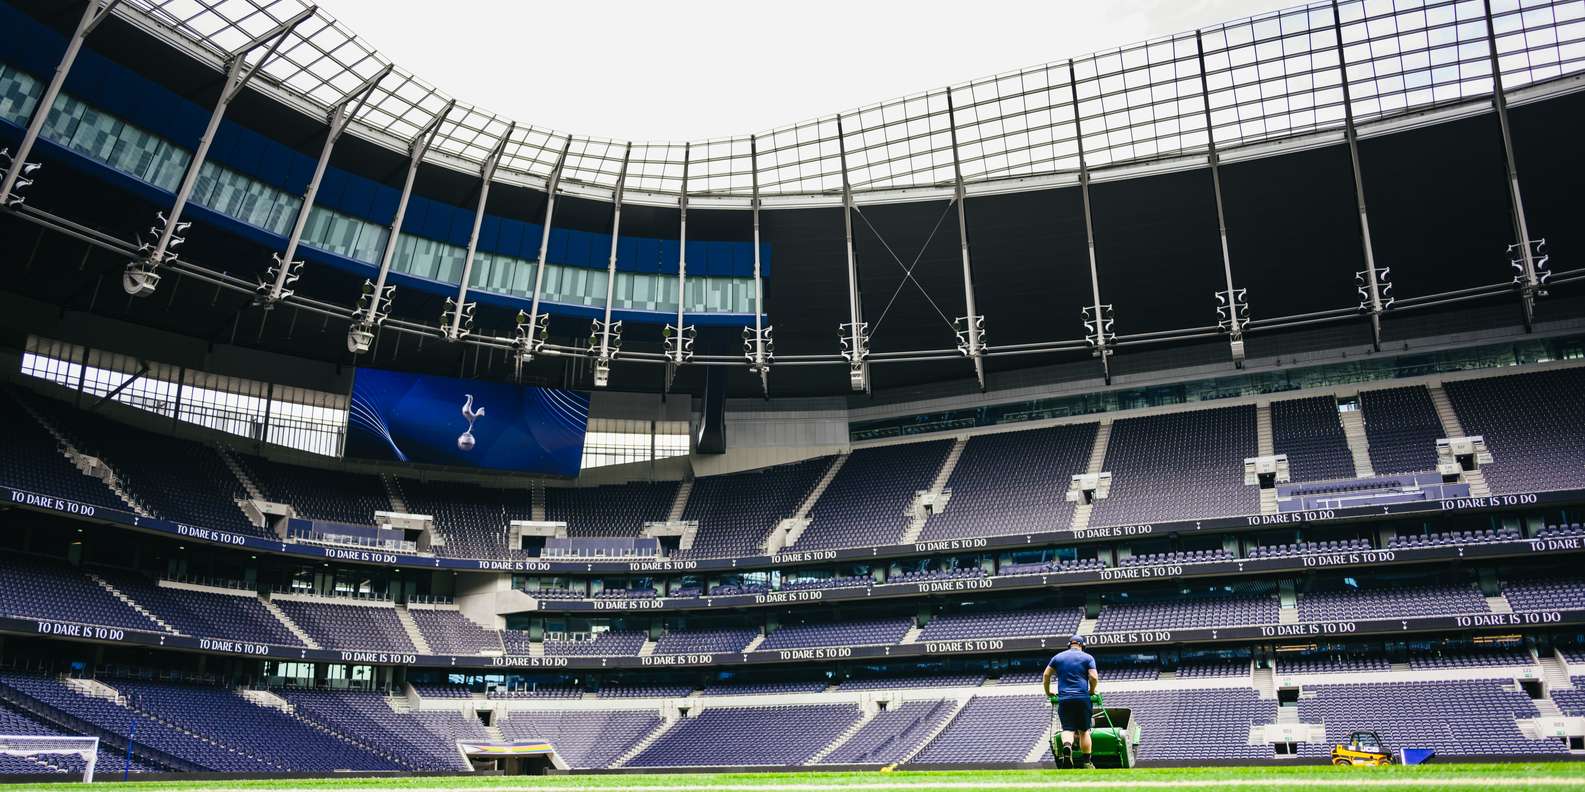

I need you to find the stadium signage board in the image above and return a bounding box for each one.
[4,483,1582,578]
[3,610,1582,669]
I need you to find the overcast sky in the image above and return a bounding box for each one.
[319,0,1292,141]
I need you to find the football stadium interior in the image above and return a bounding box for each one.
[0,0,1584,782]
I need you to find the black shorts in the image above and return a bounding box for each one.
[1057,698,1093,732]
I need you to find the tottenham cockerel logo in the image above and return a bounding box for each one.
[458,394,485,451]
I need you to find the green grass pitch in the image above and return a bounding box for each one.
[15,763,1585,791]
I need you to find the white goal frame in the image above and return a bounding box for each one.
[0,735,99,782]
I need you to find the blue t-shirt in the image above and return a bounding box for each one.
[1047,648,1097,701]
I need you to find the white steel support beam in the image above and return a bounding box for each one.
[836,115,870,393]
[1067,59,1115,385]
[1482,0,1544,331]
[443,121,515,341]
[593,144,633,387]
[519,139,574,362]
[124,5,316,297]
[665,144,695,369]
[0,0,122,207]
[347,99,454,353]
[944,90,986,391]
[1331,0,1386,351]
[1195,30,1249,367]
[257,63,392,308]
[745,134,770,396]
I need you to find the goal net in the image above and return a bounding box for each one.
[0,735,99,782]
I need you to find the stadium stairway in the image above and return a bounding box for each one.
[381,474,409,513]
[805,706,878,764]
[1338,409,1376,477]
[1428,383,1466,438]
[796,455,848,521]
[666,479,693,522]
[1541,654,1574,692]
[259,599,321,649]
[394,607,433,654]
[899,697,970,765]
[611,716,682,768]
[741,634,766,653]
[901,438,969,545]
[1070,420,1112,532]
[1256,402,1275,457]
[84,572,177,635]
[14,398,148,517]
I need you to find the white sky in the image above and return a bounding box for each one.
[319,0,1292,141]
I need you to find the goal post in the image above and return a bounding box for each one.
[0,735,100,782]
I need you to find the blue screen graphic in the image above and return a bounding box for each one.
[346,368,589,475]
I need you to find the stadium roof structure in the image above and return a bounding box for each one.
[113,0,1585,206]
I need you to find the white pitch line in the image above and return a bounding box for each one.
[190,779,1585,792]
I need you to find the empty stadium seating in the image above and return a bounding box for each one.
[236,455,390,527]
[0,556,165,634]
[822,699,956,764]
[1296,680,1567,757]
[628,704,859,767]
[1446,368,1585,494]
[798,441,952,550]
[1088,406,1260,526]
[1298,584,1488,621]
[271,599,416,653]
[918,424,1096,541]
[546,480,679,537]
[498,709,660,767]
[759,618,913,650]
[1271,397,1355,482]
[675,458,829,559]
[1096,591,1279,632]
[910,696,1047,764]
[398,478,533,558]
[1358,386,1444,474]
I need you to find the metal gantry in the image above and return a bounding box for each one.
[743,134,772,396]
[0,0,122,208]
[944,91,987,391]
[664,144,696,373]
[1481,0,1548,330]
[256,63,393,309]
[591,143,633,388]
[1330,0,1389,351]
[835,115,871,393]
[1195,29,1250,367]
[347,99,455,354]
[515,139,574,368]
[1067,59,1116,385]
[443,121,516,341]
[123,5,317,298]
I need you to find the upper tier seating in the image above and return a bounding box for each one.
[1358,386,1444,474]
[998,558,1105,575]
[1088,405,1260,526]
[919,424,1097,542]
[822,699,957,764]
[1271,396,1356,482]
[1445,368,1585,494]
[0,391,127,511]
[676,458,830,559]
[89,570,301,645]
[1096,591,1279,632]
[700,680,829,696]
[15,392,263,536]
[1297,584,1488,621]
[918,608,1082,642]
[783,575,873,591]
[628,704,860,767]
[759,618,913,651]
[1121,549,1234,566]
[1177,658,1250,678]
[599,683,696,698]
[408,608,501,655]
[546,480,679,537]
[498,710,661,767]
[798,441,953,550]
[840,674,984,690]
[271,599,415,653]
[236,454,390,527]
[398,478,532,559]
[910,696,1049,764]
[0,556,164,633]
[1296,680,1566,757]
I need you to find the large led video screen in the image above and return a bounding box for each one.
[346,368,589,475]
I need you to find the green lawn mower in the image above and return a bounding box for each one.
[1048,695,1139,769]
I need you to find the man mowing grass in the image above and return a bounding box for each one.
[1044,633,1101,770]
